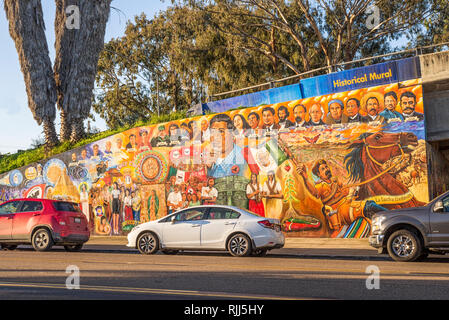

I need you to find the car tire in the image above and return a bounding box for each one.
[32,228,54,252]
[0,244,17,251]
[252,249,268,257]
[161,249,179,255]
[387,229,422,262]
[137,232,159,255]
[228,233,252,257]
[64,244,83,252]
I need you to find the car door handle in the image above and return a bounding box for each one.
[191,224,201,228]
[225,222,236,225]
[33,214,41,217]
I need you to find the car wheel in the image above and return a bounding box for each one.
[228,233,252,257]
[137,232,159,255]
[161,249,179,255]
[0,244,17,251]
[32,229,54,252]
[252,249,268,257]
[64,244,83,252]
[387,229,422,262]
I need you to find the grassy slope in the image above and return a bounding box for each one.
[0,111,197,175]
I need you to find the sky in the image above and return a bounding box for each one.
[0,0,170,154]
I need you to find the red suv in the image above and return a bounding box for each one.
[0,198,90,252]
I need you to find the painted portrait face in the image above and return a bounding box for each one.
[262,110,275,126]
[294,106,306,122]
[346,99,359,117]
[93,144,99,156]
[309,104,323,122]
[318,163,332,180]
[169,125,178,136]
[366,97,379,116]
[116,138,122,149]
[140,130,148,143]
[384,95,397,111]
[248,114,259,129]
[329,103,343,120]
[201,120,209,131]
[233,115,243,130]
[278,108,287,121]
[210,120,233,155]
[401,96,416,115]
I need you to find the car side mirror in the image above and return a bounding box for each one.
[170,215,176,224]
[434,200,444,213]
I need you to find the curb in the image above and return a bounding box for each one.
[86,236,373,249]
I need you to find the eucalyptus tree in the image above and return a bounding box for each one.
[4,0,112,149]
[179,0,441,74]
[4,0,59,148]
[54,0,112,142]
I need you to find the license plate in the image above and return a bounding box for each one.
[74,217,81,224]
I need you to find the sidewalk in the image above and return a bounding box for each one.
[87,236,372,249]
[86,236,380,259]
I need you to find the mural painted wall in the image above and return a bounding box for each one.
[0,79,429,238]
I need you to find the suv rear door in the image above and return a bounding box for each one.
[12,200,44,240]
[0,201,22,240]
[52,201,87,231]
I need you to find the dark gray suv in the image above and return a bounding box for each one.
[369,191,449,262]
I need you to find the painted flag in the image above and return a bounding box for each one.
[244,139,288,174]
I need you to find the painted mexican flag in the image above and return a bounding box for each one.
[244,139,289,174]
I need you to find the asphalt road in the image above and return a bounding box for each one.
[1,244,449,302]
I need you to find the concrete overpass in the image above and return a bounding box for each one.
[420,50,449,197]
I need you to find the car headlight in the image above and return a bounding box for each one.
[371,216,386,233]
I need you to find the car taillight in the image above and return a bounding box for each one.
[258,220,274,229]
[55,215,66,226]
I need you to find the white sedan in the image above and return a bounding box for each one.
[127,205,285,257]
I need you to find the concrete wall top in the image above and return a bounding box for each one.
[420,50,449,84]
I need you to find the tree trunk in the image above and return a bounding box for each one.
[43,118,59,151]
[70,118,85,143]
[54,0,112,143]
[4,0,59,148]
[59,109,72,141]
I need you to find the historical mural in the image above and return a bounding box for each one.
[0,80,428,238]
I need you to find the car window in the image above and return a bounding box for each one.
[442,196,449,212]
[0,201,21,215]
[208,207,240,220]
[53,201,81,213]
[20,201,43,212]
[173,208,207,222]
